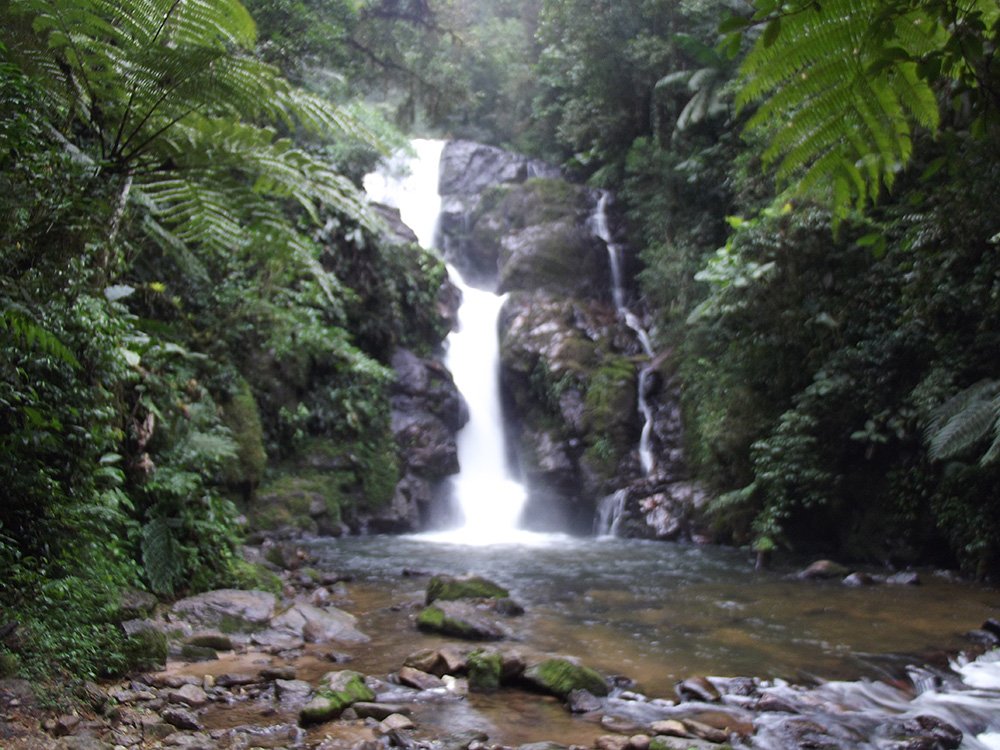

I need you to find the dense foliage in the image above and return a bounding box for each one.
[0,0,449,680]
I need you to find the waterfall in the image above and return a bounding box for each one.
[591,191,656,477]
[595,489,627,537]
[365,139,533,545]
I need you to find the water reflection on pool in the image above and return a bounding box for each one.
[305,534,1000,696]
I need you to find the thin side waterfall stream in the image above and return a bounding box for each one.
[344,140,1000,749]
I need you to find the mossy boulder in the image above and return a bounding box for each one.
[416,601,509,641]
[499,219,607,298]
[522,658,608,698]
[425,575,509,604]
[299,670,374,725]
[122,627,168,672]
[467,649,502,692]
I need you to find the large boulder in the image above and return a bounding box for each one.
[521,657,609,698]
[299,670,375,725]
[170,590,276,631]
[498,219,609,299]
[437,141,562,287]
[268,603,369,644]
[425,575,509,604]
[416,601,512,641]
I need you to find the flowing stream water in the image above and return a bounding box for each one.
[354,140,1000,748]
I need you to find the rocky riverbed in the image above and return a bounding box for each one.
[3,540,999,750]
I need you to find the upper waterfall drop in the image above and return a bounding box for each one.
[365,139,540,546]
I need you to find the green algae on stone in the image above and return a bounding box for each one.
[415,602,508,640]
[467,649,503,692]
[425,575,509,604]
[522,658,608,698]
[299,670,374,725]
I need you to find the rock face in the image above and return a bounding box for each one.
[371,348,466,533]
[437,139,705,537]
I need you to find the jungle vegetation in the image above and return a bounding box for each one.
[1,0,999,683]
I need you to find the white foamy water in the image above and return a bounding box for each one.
[366,138,543,546]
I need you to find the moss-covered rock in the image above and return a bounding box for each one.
[299,670,374,725]
[522,658,608,698]
[122,627,168,672]
[467,649,502,692]
[416,602,509,640]
[425,575,509,604]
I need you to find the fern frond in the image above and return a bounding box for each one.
[925,380,1000,461]
[0,309,80,368]
[141,516,183,594]
[737,0,941,218]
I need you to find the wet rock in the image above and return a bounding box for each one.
[521,657,608,698]
[567,688,603,713]
[416,601,511,640]
[982,618,1000,638]
[596,736,629,750]
[184,631,233,651]
[264,542,314,571]
[261,666,297,680]
[436,730,490,750]
[648,738,717,750]
[56,738,114,750]
[887,571,921,586]
[843,572,876,586]
[755,693,800,713]
[602,716,642,734]
[682,710,753,740]
[466,649,502,692]
[53,714,81,736]
[353,702,412,721]
[425,575,510,604]
[299,670,375,725]
[215,723,304,748]
[648,720,687,737]
[117,588,158,620]
[214,673,256,688]
[170,589,276,630]
[498,219,608,298]
[519,744,571,750]
[628,735,651,750]
[398,666,446,691]
[881,715,963,750]
[178,644,218,662]
[159,730,214,748]
[404,648,448,675]
[675,676,721,703]
[797,560,849,580]
[270,602,369,644]
[379,713,416,732]
[167,683,208,708]
[161,707,202,731]
[275,679,312,702]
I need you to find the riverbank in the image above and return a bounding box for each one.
[3,535,999,750]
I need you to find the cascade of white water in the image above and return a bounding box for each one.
[592,191,656,478]
[365,139,533,545]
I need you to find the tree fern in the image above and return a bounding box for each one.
[0,309,79,368]
[140,515,183,594]
[4,0,385,280]
[736,0,943,222]
[925,379,1000,465]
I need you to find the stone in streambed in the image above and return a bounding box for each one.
[167,683,208,708]
[416,601,510,640]
[649,738,718,750]
[797,560,849,580]
[184,632,233,651]
[425,575,509,604]
[353,702,412,721]
[161,707,202,731]
[675,676,721,703]
[398,666,446,691]
[467,649,502,692]
[521,657,608,698]
[170,589,276,630]
[298,670,374,725]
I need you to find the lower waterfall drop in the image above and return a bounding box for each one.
[365,139,538,545]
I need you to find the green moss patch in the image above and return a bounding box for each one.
[522,658,608,698]
[425,575,509,604]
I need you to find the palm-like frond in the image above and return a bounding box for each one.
[737,0,941,221]
[925,379,1000,464]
